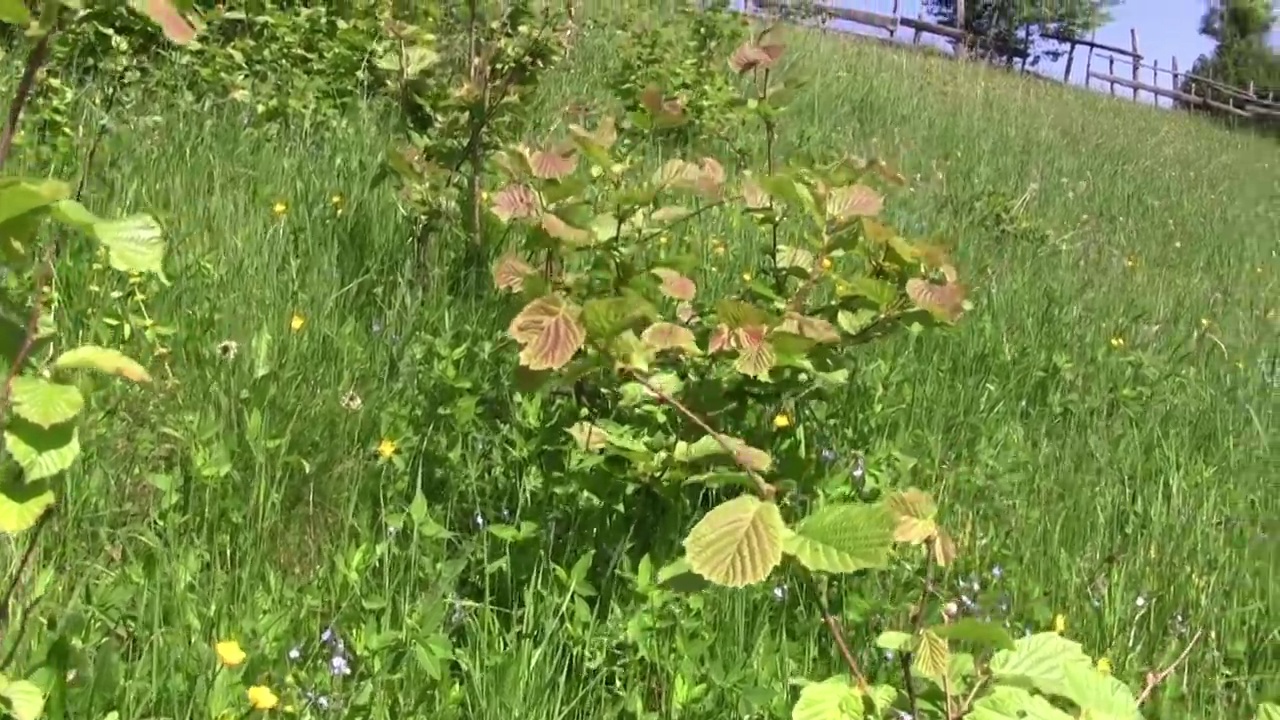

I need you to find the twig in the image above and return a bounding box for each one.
[1135,630,1202,705]
[823,611,870,692]
[899,539,939,720]
[626,369,778,500]
[0,252,55,428]
[0,506,54,634]
[0,33,53,171]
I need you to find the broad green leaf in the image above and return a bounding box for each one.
[1258,703,1280,720]
[930,617,1017,651]
[913,629,950,680]
[683,494,785,588]
[875,630,914,651]
[54,345,152,383]
[654,556,710,593]
[92,214,168,277]
[48,199,101,230]
[783,502,895,573]
[0,477,54,534]
[791,676,862,720]
[0,0,32,25]
[1061,662,1139,717]
[0,676,45,720]
[9,377,84,428]
[969,685,1074,720]
[4,419,80,481]
[990,632,1093,704]
[0,179,69,226]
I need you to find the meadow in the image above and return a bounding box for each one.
[0,3,1276,719]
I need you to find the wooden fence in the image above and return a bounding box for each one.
[747,0,1278,119]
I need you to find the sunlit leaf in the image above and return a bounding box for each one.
[991,632,1094,703]
[651,267,697,301]
[135,0,197,44]
[783,502,895,573]
[913,630,950,680]
[778,312,840,344]
[526,147,578,179]
[827,183,883,220]
[566,422,610,452]
[507,295,585,370]
[884,487,938,544]
[0,675,45,720]
[491,184,541,222]
[4,419,80,481]
[0,476,54,535]
[54,345,151,383]
[931,618,1016,651]
[969,686,1074,720]
[683,494,785,587]
[0,0,32,26]
[790,676,862,720]
[541,213,593,246]
[92,215,167,277]
[906,272,967,323]
[9,377,83,428]
[641,322,699,355]
[492,253,536,293]
[733,326,775,379]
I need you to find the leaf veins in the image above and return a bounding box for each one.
[507,295,586,370]
[492,252,535,293]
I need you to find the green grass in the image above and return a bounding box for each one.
[4,16,1277,720]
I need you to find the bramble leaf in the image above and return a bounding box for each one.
[783,502,895,573]
[507,295,585,370]
[683,494,785,588]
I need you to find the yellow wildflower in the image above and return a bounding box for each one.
[272,201,288,218]
[713,243,726,255]
[214,640,246,668]
[290,314,305,332]
[377,438,397,459]
[330,193,344,208]
[1053,613,1066,634]
[821,256,833,271]
[742,272,753,282]
[1096,657,1112,675]
[772,413,791,430]
[1199,318,1210,329]
[1109,335,1125,349]
[1124,255,1137,268]
[247,685,279,711]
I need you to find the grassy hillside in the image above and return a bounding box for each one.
[2,10,1276,720]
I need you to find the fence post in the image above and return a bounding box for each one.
[1063,41,1077,82]
[1172,56,1179,93]
[1084,30,1096,89]
[1109,56,1116,96]
[955,0,967,59]
[1129,28,1140,101]
[1152,58,1159,107]
[913,8,924,44]
[889,0,899,39]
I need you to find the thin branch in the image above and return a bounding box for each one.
[0,33,53,171]
[1136,630,1203,705]
[899,539,939,720]
[823,611,870,692]
[625,369,778,501]
[0,252,55,428]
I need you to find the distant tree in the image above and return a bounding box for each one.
[1178,0,1279,135]
[925,0,1121,67]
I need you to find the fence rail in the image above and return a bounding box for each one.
[747,0,1276,119]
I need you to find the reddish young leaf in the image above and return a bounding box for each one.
[491,184,541,222]
[507,295,586,370]
[527,147,578,179]
[778,312,840,344]
[541,213,593,246]
[727,41,785,74]
[906,269,967,323]
[676,301,701,325]
[651,268,697,302]
[492,253,535,293]
[740,176,770,209]
[141,0,197,45]
[708,324,732,354]
[827,183,884,220]
[641,322,699,355]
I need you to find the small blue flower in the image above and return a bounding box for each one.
[287,645,301,661]
[771,584,787,602]
[820,448,838,463]
[473,511,487,530]
[991,564,1004,580]
[330,654,351,677]
[320,626,336,645]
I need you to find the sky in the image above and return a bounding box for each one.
[740,0,1223,107]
